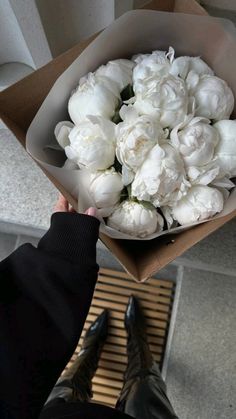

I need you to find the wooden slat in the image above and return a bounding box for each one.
[93,292,171,313]
[64,268,175,407]
[98,274,174,295]
[99,268,174,288]
[91,302,170,321]
[89,307,169,324]
[93,376,123,390]
[96,282,173,304]
[96,368,124,381]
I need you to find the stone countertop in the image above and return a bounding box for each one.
[0,127,236,276]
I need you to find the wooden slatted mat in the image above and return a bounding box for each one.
[64,268,175,407]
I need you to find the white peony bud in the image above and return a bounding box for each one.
[95,59,134,91]
[187,73,234,121]
[214,120,236,177]
[89,168,123,209]
[133,73,188,129]
[65,116,116,171]
[132,47,174,95]
[107,200,164,238]
[116,106,166,184]
[170,56,214,79]
[68,72,120,124]
[131,143,190,207]
[170,116,219,167]
[54,121,74,149]
[171,185,224,225]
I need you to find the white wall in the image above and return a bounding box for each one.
[0,0,35,67]
[133,0,149,7]
[36,0,114,57]
[0,0,51,69]
[35,0,134,58]
[201,0,236,10]
[9,0,52,68]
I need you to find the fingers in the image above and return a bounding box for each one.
[54,194,69,212]
[54,195,97,219]
[85,207,97,217]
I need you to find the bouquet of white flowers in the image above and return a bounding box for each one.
[53,48,235,238]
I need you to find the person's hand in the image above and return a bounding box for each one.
[54,194,76,213]
[84,208,97,217]
[54,194,97,218]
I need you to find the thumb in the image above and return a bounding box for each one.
[85,207,97,217]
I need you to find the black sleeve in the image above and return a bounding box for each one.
[0,212,100,419]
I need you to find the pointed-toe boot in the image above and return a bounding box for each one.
[116,296,178,419]
[44,309,109,406]
[124,295,153,381]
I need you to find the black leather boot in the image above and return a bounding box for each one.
[116,296,178,419]
[44,309,109,406]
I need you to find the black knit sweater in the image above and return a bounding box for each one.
[0,213,130,419]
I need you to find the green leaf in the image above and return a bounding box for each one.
[121,84,134,101]
[138,200,156,211]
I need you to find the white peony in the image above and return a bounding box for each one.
[54,121,74,149]
[170,116,219,167]
[107,200,164,238]
[186,162,220,186]
[170,56,214,79]
[63,159,79,170]
[116,106,166,184]
[133,73,189,129]
[171,185,224,225]
[89,168,123,209]
[65,116,116,171]
[187,73,234,121]
[132,47,174,95]
[68,72,120,124]
[214,120,236,177]
[95,59,134,91]
[131,143,190,207]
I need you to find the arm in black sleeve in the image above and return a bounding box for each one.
[0,212,100,419]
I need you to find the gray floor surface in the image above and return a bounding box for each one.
[166,268,236,419]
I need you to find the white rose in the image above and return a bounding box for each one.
[65,116,116,171]
[116,106,166,184]
[107,200,164,238]
[68,72,120,124]
[214,120,236,177]
[171,185,224,225]
[187,73,234,121]
[89,168,123,209]
[132,143,190,207]
[170,56,214,79]
[54,121,74,149]
[132,47,174,95]
[133,73,188,129]
[95,59,134,91]
[170,116,219,167]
